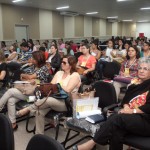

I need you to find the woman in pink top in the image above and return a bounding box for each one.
[77,43,96,83]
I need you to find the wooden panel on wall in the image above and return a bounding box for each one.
[2,4,39,40]
[52,11,64,38]
[92,17,99,36]
[75,15,84,37]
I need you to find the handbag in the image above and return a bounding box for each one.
[34,83,68,100]
[71,89,95,100]
[34,83,69,109]
[14,81,37,95]
[113,76,132,84]
[77,66,88,75]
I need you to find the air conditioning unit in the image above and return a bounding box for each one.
[60,11,79,17]
[107,19,118,23]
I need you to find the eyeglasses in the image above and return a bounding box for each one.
[138,67,150,71]
[61,61,68,65]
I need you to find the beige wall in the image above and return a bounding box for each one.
[64,16,74,38]
[106,21,112,36]
[0,4,3,41]
[84,16,92,37]
[99,19,106,36]
[39,9,52,39]
[52,11,64,38]
[92,17,99,36]
[122,22,136,37]
[117,22,122,36]
[74,15,84,37]
[2,4,39,40]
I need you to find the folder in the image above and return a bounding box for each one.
[85,114,105,124]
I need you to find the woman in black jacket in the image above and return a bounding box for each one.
[73,57,150,150]
[47,45,61,74]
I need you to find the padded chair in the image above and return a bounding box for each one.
[63,81,118,149]
[103,103,150,150]
[26,134,65,150]
[0,114,14,150]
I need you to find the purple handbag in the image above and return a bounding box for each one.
[113,76,132,84]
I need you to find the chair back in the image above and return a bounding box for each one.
[26,134,65,150]
[0,114,14,150]
[93,81,117,109]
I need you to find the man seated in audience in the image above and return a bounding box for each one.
[19,42,32,64]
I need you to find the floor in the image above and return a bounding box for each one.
[14,116,130,150]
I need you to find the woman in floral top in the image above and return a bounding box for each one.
[113,46,140,100]
[73,57,150,150]
[0,51,51,130]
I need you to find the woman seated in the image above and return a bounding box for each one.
[0,51,51,130]
[17,55,81,134]
[46,44,61,74]
[77,43,96,83]
[0,50,8,88]
[90,39,101,61]
[62,41,74,56]
[113,46,140,100]
[96,40,115,79]
[140,42,150,58]
[73,57,150,150]
[7,45,18,62]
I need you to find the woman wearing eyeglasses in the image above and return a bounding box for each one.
[17,55,81,134]
[73,57,150,150]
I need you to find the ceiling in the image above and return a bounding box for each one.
[0,0,150,22]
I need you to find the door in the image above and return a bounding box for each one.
[15,25,29,42]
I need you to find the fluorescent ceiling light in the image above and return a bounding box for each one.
[122,20,133,22]
[56,6,69,10]
[107,16,118,19]
[86,12,98,15]
[117,0,129,2]
[140,7,150,10]
[12,0,24,2]
[137,20,149,22]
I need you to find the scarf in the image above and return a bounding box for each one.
[121,78,150,106]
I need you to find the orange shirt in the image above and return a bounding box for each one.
[78,55,96,69]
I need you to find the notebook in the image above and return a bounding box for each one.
[85,114,105,124]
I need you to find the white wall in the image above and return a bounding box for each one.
[112,22,118,36]
[64,16,74,38]
[84,16,92,37]
[39,9,52,39]
[0,4,3,40]
[136,23,150,38]
[99,19,106,36]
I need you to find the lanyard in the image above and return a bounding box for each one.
[125,59,136,69]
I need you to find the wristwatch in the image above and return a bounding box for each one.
[133,109,137,114]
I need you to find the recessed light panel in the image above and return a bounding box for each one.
[122,20,133,22]
[56,6,69,10]
[140,7,150,10]
[86,12,98,15]
[12,0,24,2]
[107,16,118,19]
